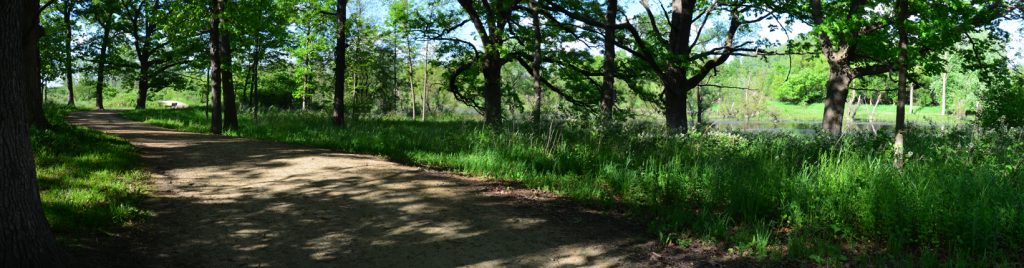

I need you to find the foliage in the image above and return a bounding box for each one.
[124,107,1024,265]
[773,60,828,104]
[980,68,1024,127]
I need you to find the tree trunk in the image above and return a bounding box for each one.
[421,43,429,121]
[695,85,703,125]
[24,21,50,129]
[63,1,74,107]
[2,1,66,265]
[601,0,617,121]
[135,62,149,109]
[332,0,347,127]
[482,56,503,126]
[209,0,222,135]
[407,39,416,119]
[941,72,947,116]
[221,33,238,130]
[251,50,260,120]
[96,19,110,110]
[663,74,688,132]
[529,0,543,123]
[821,65,853,135]
[894,0,909,169]
[909,83,914,115]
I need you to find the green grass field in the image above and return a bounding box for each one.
[764,102,968,123]
[123,107,1024,265]
[33,104,149,234]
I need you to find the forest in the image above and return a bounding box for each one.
[2,0,1024,266]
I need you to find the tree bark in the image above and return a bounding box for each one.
[601,0,617,121]
[24,18,50,129]
[209,0,222,135]
[135,61,149,109]
[332,0,347,127]
[482,56,503,125]
[821,65,854,135]
[663,74,688,131]
[529,0,543,123]
[3,1,66,265]
[96,18,110,110]
[421,43,429,121]
[221,32,237,130]
[894,0,909,169]
[63,0,74,107]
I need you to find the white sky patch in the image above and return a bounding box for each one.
[1000,20,1023,66]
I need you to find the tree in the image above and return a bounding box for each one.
[221,31,238,130]
[332,0,348,127]
[83,0,117,110]
[209,0,222,134]
[23,0,52,128]
[528,0,543,122]
[1,0,65,265]
[61,0,76,106]
[600,0,616,121]
[455,0,520,125]
[121,0,196,109]
[781,0,1012,135]
[547,0,776,131]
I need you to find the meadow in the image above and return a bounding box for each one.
[123,107,1024,265]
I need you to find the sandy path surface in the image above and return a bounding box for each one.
[67,110,656,267]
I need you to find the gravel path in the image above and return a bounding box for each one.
[67,110,657,267]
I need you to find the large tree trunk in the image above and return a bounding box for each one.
[601,0,617,121]
[135,61,149,109]
[209,0,222,135]
[63,1,74,107]
[96,20,110,110]
[221,33,238,130]
[529,0,543,123]
[663,74,688,131]
[821,65,854,135]
[2,1,66,265]
[24,22,50,129]
[332,0,347,127]
[482,56,503,126]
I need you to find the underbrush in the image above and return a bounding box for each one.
[123,107,1024,265]
[34,104,149,234]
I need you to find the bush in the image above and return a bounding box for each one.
[979,73,1024,127]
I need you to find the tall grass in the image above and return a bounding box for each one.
[34,104,149,234]
[123,107,1024,265]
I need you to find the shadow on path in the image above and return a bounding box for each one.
[68,111,665,267]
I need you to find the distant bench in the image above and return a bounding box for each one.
[157,100,189,109]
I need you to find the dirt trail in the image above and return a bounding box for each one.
[67,110,657,267]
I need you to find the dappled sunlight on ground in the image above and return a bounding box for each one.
[67,111,661,267]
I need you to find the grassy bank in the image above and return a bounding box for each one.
[123,107,1023,265]
[34,104,149,234]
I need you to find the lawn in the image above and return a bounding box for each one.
[123,107,1024,265]
[33,104,149,235]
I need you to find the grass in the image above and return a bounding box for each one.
[33,104,149,234]
[123,107,1024,265]
[763,102,966,123]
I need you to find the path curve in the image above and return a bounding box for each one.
[68,110,654,267]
